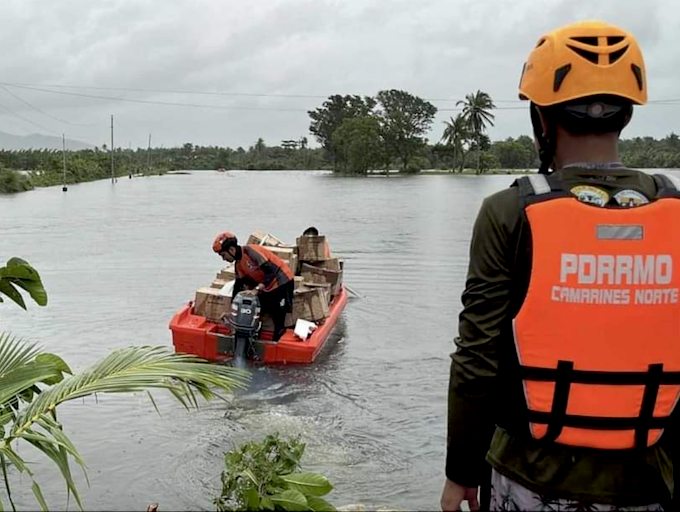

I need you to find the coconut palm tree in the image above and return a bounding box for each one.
[0,257,249,511]
[441,114,470,172]
[456,90,496,172]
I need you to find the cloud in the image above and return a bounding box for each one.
[0,0,675,148]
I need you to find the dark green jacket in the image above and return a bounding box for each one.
[446,166,677,506]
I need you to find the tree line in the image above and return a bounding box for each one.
[0,89,679,192]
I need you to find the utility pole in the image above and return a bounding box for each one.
[110,115,115,183]
[61,134,68,192]
[147,133,152,173]
[128,141,132,178]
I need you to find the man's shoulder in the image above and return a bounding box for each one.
[481,183,524,217]
[471,182,526,237]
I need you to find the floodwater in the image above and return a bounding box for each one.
[1,169,671,511]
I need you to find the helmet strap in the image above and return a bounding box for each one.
[531,103,556,175]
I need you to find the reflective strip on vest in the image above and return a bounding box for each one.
[527,174,551,195]
[513,196,680,449]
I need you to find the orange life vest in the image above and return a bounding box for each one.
[236,245,293,293]
[513,173,680,450]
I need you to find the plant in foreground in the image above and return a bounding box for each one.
[215,433,336,512]
[0,257,250,511]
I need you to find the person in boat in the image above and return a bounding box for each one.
[212,231,294,341]
[441,21,676,511]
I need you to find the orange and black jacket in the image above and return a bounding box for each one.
[447,166,680,505]
[233,245,293,298]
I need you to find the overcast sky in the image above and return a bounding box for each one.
[0,0,676,149]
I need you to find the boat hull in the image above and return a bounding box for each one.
[169,286,348,364]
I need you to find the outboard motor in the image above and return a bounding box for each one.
[228,292,262,367]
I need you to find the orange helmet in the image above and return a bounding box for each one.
[212,231,237,253]
[519,20,647,107]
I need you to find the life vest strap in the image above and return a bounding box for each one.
[653,173,680,199]
[526,410,671,430]
[515,174,572,208]
[523,361,668,446]
[519,364,680,384]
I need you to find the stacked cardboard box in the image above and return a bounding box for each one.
[216,264,236,282]
[296,235,330,262]
[195,229,341,333]
[292,286,330,322]
[300,263,342,297]
[194,287,232,323]
[247,230,285,247]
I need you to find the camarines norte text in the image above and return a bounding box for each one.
[551,253,678,305]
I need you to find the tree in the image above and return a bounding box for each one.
[332,116,385,174]
[254,138,266,156]
[492,137,536,170]
[308,95,377,168]
[441,114,471,172]
[375,89,437,171]
[457,90,496,172]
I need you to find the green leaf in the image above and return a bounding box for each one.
[306,497,336,512]
[282,473,333,497]
[31,481,48,511]
[35,354,71,375]
[0,281,26,310]
[270,489,308,512]
[240,468,259,486]
[35,354,71,385]
[245,487,260,510]
[260,496,275,511]
[0,259,40,281]
[10,278,47,306]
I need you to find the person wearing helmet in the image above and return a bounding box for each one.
[212,231,294,341]
[441,21,676,511]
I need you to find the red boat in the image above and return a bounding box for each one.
[169,286,348,365]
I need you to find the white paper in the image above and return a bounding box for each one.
[294,319,317,340]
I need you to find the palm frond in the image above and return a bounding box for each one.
[12,345,249,437]
[0,334,40,378]
[0,342,249,511]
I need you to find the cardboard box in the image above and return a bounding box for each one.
[316,258,341,272]
[193,287,232,323]
[296,235,330,262]
[217,264,236,282]
[247,230,285,247]
[292,286,329,322]
[210,279,228,290]
[304,282,332,303]
[266,246,299,275]
[301,263,342,296]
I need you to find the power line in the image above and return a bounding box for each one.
[0,81,547,105]
[0,98,61,136]
[1,81,330,100]
[0,85,96,127]
[0,82,311,112]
